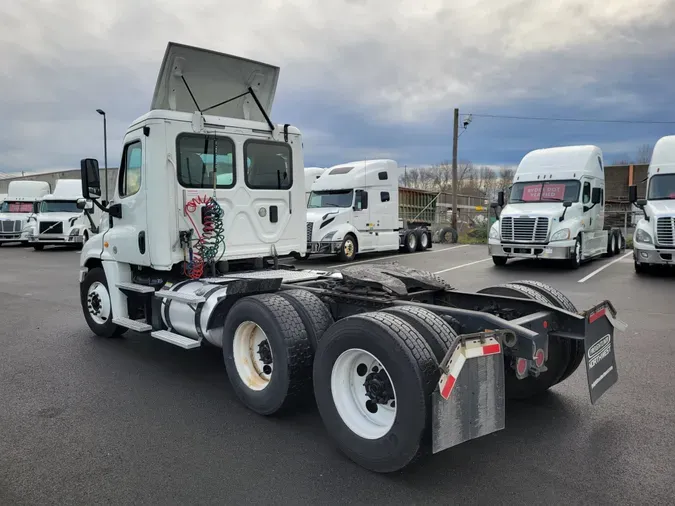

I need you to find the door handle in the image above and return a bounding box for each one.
[138,231,146,254]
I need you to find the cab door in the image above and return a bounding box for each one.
[103,130,150,266]
[351,189,374,251]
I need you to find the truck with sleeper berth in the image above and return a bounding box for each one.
[488,146,625,268]
[629,134,675,273]
[306,160,435,261]
[76,42,626,473]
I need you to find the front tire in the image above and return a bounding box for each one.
[337,234,357,262]
[635,260,648,274]
[492,256,508,266]
[313,312,438,473]
[33,244,44,251]
[569,236,582,269]
[80,267,126,338]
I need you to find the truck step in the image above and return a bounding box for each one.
[154,290,205,304]
[151,330,201,349]
[116,282,156,294]
[113,317,152,332]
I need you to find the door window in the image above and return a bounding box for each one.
[119,141,142,198]
[582,182,591,204]
[355,190,368,210]
[244,140,292,190]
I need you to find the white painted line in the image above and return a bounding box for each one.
[344,244,469,266]
[578,252,633,283]
[434,257,492,274]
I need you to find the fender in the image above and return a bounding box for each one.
[322,222,360,243]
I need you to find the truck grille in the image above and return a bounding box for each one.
[306,222,313,242]
[39,221,63,234]
[0,220,21,233]
[501,217,549,242]
[656,217,675,246]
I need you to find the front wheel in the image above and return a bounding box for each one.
[568,237,582,269]
[80,267,126,338]
[337,234,357,262]
[33,244,44,251]
[635,261,648,274]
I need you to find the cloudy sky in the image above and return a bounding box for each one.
[2,0,675,174]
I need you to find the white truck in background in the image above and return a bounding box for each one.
[306,159,433,261]
[74,41,625,473]
[629,134,675,273]
[0,180,50,246]
[488,145,624,268]
[27,179,100,250]
[304,166,325,202]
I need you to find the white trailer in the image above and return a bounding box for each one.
[27,179,101,250]
[0,180,50,245]
[630,135,675,273]
[306,160,432,261]
[488,145,624,268]
[75,42,625,473]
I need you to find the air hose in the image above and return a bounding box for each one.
[183,195,225,279]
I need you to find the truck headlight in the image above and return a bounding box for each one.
[70,229,80,236]
[550,228,571,241]
[635,228,653,244]
[489,226,500,240]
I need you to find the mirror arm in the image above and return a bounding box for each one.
[92,199,109,213]
[82,209,99,234]
[633,202,649,221]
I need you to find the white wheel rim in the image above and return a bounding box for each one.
[575,241,581,263]
[408,234,416,248]
[87,281,111,325]
[331,348,397,440]
[421,233,428,247]
[233,321,273,391]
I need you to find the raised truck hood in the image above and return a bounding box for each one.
[151,42,280,122]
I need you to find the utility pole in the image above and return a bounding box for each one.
[451,108,459,230]
[96,109,108,201]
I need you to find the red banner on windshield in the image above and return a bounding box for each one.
[8,203,33,213]
[522,184,565,202]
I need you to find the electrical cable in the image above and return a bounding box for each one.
[468,113,675,125]
[183,195,225,279]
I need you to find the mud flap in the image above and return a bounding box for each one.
[584,304,625,404]
[431,333,507,454]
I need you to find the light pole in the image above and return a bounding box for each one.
[96,109,108,201]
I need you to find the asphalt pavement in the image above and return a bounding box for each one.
[1,242,673,505]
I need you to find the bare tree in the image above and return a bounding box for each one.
[636,144,653,164]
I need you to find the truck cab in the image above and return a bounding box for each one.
[630,135,675,273]
[0,180,50,245]
[306,159,402,261]
[27,179,101,250]
[489,145,622,268]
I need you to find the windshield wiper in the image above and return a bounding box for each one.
[509,198,526,203]
[539,198,563,202]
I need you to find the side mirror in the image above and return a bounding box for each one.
[563,201,573,208]
[80,158,102,199]
[497,191,505,207]
[77,198,93,211]
[591,187,602,204]
[636,199,647,207]
[628,185,638,204]
[490,202,499,209]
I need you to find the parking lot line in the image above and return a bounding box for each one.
[344,244,469,266]
[434,257,492,274]
[578,251,633,283]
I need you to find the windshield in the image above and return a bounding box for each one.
[39,200,80,213]
[308,190,353,208]
[647,174,675,200]
[509,180,581,203]
[0,201,34,213]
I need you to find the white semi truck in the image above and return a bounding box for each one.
[630,134,675,273]
[76,42,625,473]
[488,145,625,268]
[0,180,50,246]
[306,159,434,261]
[27,179,100,250]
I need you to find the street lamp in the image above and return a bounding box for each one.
[96,109,108,201]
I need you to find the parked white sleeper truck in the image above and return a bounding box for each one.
[306,159,433,261]
[76,42,626,473]
[0,180,50,246]
[27,179,100,250]
[488,145,625,268]
[629,134,675,273]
